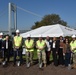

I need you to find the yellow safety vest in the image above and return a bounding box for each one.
[3,38,5,41]
[14,36,22,47]
[25,39,34,52]
[36,40,45,52]
[70,40,76,53]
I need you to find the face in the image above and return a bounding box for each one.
[39,37,42,40]
[65,39,69,44]
[16,32,19,36]
[72,38,75,41]
[60,36,63,40]
[27,37,30,40]
[46,36,50,41]
[0,35,2,38]
[53,37,56,41]
[6,36,9,40]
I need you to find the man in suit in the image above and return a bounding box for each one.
[51,37,59,66]
[2,34,12,64]
[45,36,52,65]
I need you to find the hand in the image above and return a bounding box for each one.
[27,47,31,50]
[39,47,43,50]
[56,51,58,54]
[14,48,16,51]
[15,46,19,49]
[2,47,4,49]
[73,47,76,50]
[63,53,65,56]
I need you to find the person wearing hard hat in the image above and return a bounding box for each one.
[70,35,76,68]
[36,34,46,68]
[13,29,23,66]
[24,34,34,68]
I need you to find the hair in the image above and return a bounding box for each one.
[6,34,9,37]
[64,38,70,44]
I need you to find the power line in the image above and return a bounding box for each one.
[17,6,42,18]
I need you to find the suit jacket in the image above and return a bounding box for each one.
[0,39,3,50]
[51,40,59,52]
[2,40,12,51]
[58,39,64,48]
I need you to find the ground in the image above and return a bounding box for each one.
[0,62,76,75]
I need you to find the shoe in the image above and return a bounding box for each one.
[13,63,16,67]
[44,64,46,67]
[17,61,20,66]
[26,63,30,68]
[68,64,71,70]
[39,63,42,68]
[2,61,6,66]
[72,64,76,69]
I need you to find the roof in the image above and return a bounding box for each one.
[20,24,76,38]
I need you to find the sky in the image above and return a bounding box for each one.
[0,0,76,31]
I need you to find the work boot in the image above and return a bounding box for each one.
[72,64,76,69]
[30,61,33,66]
[39,63,42,68]
[68,64,71,70]
[26,62,30,68]
[44,63,46,67]
[74,64,76,69]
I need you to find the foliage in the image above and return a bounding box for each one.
[31,14,67,29]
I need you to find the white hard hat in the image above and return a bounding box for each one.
[0,32,3,35]
[72,35,76,38]
[39,34,42,37]
[27,34,31,37]
[16,29,20,33]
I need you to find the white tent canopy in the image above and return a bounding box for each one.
[20,24,76,38]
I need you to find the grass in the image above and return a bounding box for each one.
[6,49,53,62]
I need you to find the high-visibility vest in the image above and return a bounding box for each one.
[70,40,76,53]
[3,38,5,41]
[36,40,45,52]
[25,39,34,52]
[14,36,22,47]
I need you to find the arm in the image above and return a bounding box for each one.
[2,41,5,49]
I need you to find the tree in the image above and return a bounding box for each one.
[31,14,67,29]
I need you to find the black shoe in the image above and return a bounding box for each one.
[13,63,16,67]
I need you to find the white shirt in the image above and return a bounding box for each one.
[0,38,2,40]
[45,40,51,51]
[53,42,56,48]
[6,41,8,49]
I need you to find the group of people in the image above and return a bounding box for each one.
[0,29,76,69]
